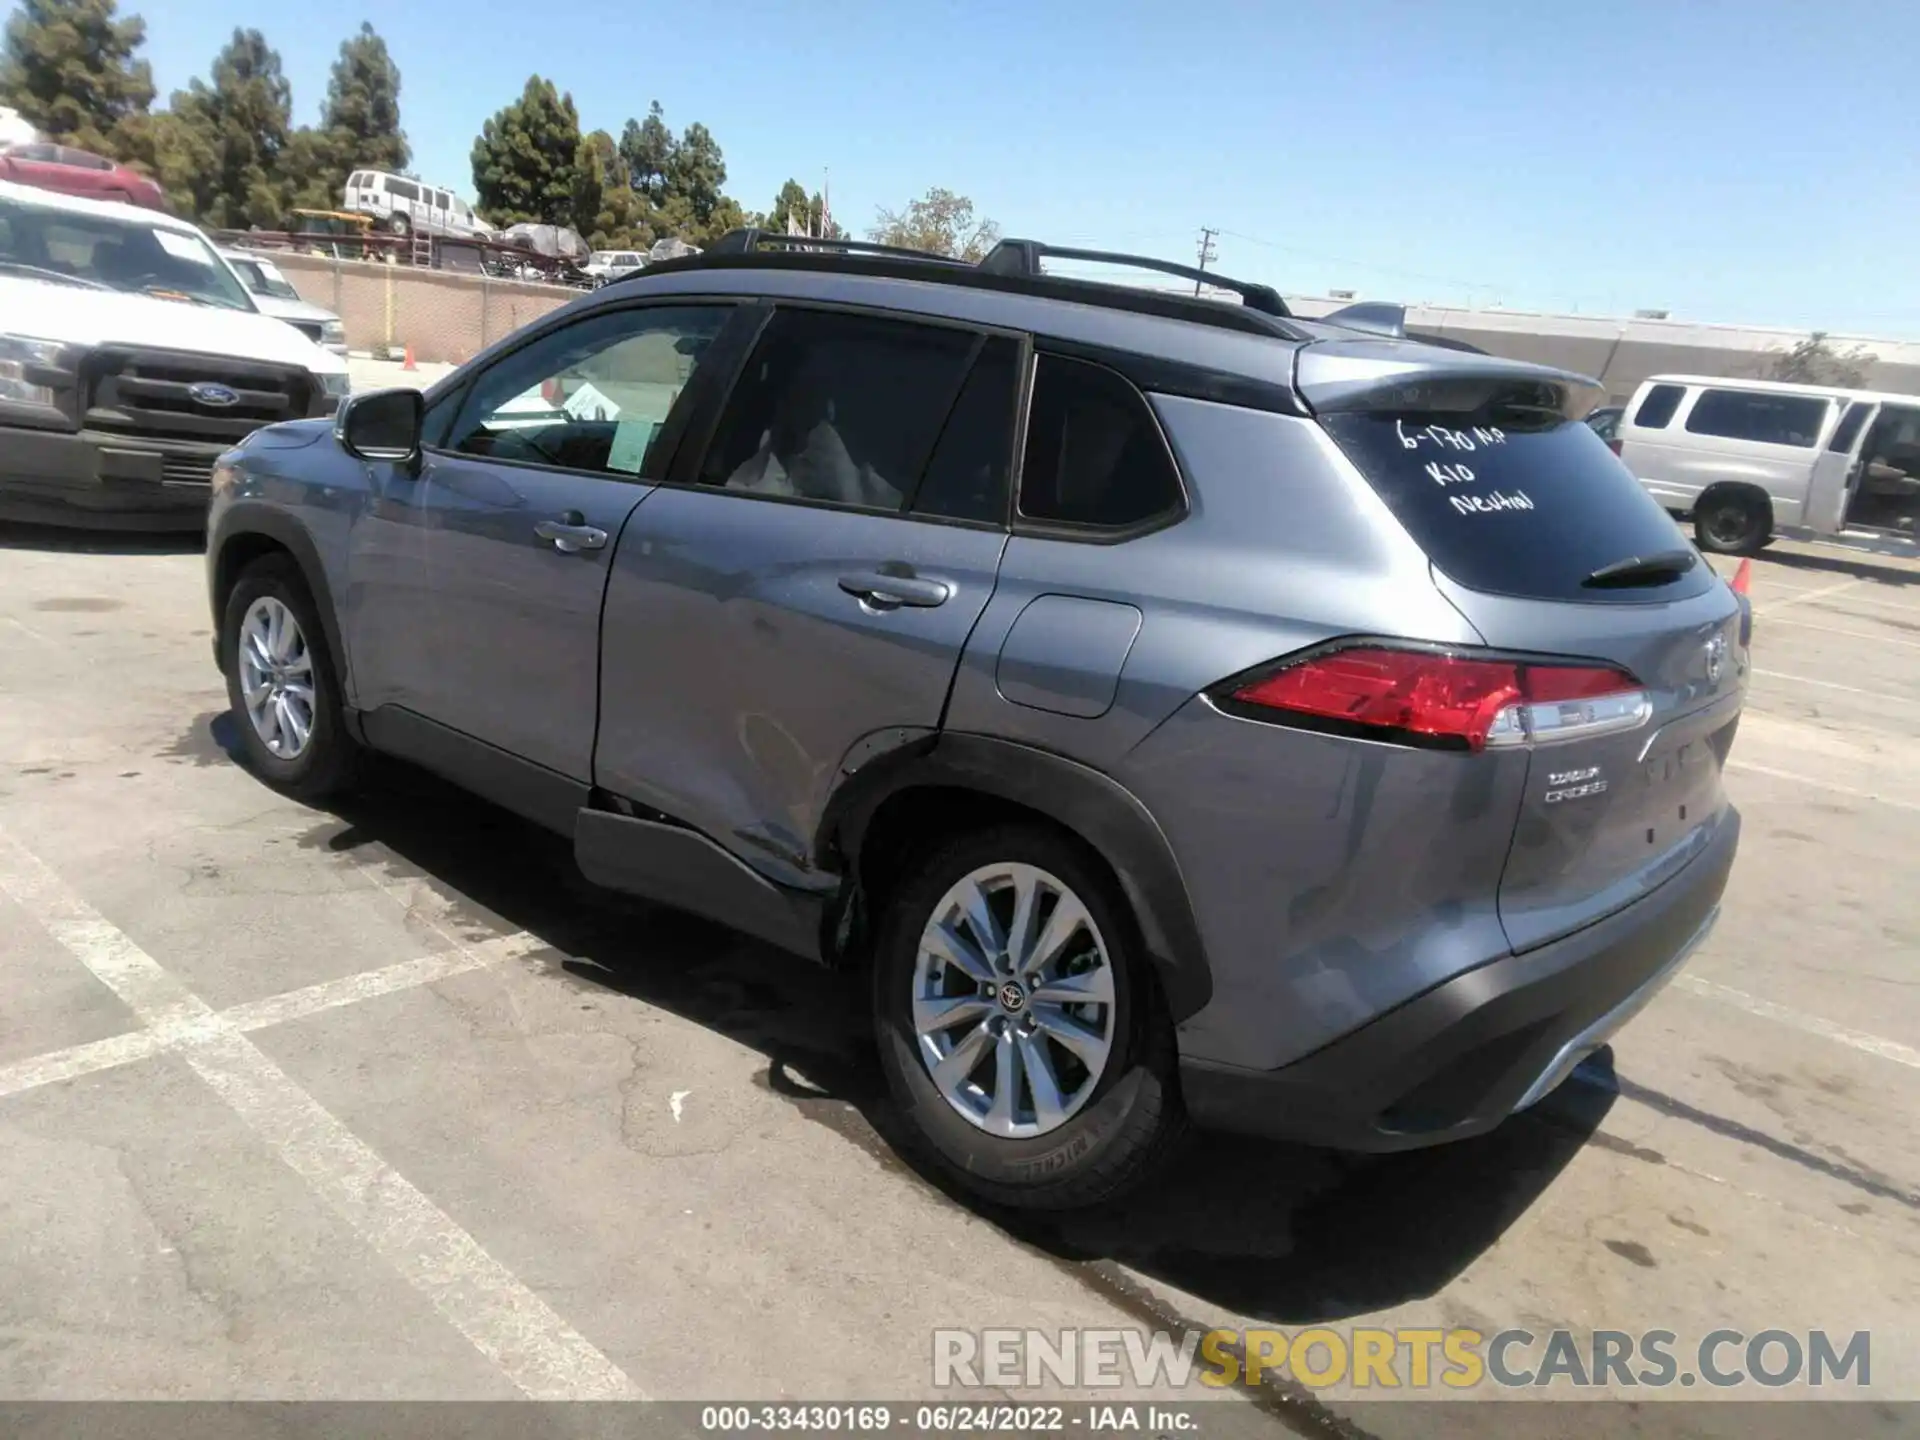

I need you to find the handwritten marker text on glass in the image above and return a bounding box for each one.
[1397,421,1508,452]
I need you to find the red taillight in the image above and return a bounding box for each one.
[541,377,564,406]
[1607,438,1623,456]
[1227,647,1644,752]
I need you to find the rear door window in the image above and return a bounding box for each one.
[1631,383,1686,429]
[696,307,980,512]
[1684,389,1830,447]
[1321,407,1714,604]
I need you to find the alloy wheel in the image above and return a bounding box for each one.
[911,861,1117,1139]
[237,596,316,761]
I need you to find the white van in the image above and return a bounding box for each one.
[343,170,491,241]
[1616,374,1920,556]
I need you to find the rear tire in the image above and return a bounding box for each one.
[1694,490,1771,555]
[221,556,358,803]
[871,824,1187,1210]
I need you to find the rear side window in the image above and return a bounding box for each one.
[1632,383,1685,429]
[1322,407,1714,604]
[698,307,979,511]
[388,178,419,202]
[1685,389,1829,447]
[1018,354,1183,530]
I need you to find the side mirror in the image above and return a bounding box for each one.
[336,387,424,465]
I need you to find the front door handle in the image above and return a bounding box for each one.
[535,512,608,554]
[838,571,953,609]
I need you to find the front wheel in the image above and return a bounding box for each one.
[872,825,1187,1210]
[221,556,357,801]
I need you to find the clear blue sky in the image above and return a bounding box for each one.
[131,0,1920,336]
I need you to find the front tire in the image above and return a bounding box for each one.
[872,824,1187,1210]
[221,556,357,802]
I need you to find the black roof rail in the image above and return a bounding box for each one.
[706,227,966,265]
[979,239,1292,319]
[629,233,1310,342]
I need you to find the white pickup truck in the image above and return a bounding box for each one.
[0,179,351,530]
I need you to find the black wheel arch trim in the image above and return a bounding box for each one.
[208,502,351,696]
[816,732,1212,1022]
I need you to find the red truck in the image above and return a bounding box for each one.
[0,141,165,210]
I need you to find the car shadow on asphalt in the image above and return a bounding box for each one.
[249,743,1611,1327]
[0,521,205,556]
[1755,545,1919,588]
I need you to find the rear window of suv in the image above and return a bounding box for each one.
[1322,406,1713,604]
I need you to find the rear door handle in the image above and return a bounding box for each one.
[838,571,952,609]
[535,513,608,554]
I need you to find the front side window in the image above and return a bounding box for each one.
[443,304,731,479]
[1685,388,1830,447]
[697,307,979,511]
[1017,353,1183,529]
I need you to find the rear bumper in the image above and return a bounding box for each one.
[0,425,219,531]
[1180,805,1738,1151]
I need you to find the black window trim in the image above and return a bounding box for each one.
[1008,344,1191,546]
[422,294,751,487]
[656,297,1028,534]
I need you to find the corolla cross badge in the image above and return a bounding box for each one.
[1705,634,1727,683]
[187,382,240,409]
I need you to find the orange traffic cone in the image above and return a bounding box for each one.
[1730,558,1752,596]
[402,343,417,372]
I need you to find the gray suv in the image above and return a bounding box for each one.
[205,231,1747,1209]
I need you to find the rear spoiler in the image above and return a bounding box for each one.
[1294,337,1604,421]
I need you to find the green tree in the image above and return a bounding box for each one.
[767,177,843,239]
[471,74,581,226]
[281,22,409,212]
[0,0,154,154]
[322,22,406,173]
[573,128,648,247]
[870,186,999,261]
[1769,332,1876,389]
[664,119,726,228]
[618,100,673,203]
[160,29,292,228]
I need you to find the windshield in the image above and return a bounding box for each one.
[227,254,301,301]
[0,193,255,310]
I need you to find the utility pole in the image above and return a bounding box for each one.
[1194,227,1218,295]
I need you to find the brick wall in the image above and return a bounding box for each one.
[266,253,578,364]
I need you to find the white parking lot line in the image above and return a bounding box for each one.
[1749,667,1911,703]
[0,823,642,1402]
[1760,616,1920,650]
[1752,577,1861,616]
[1726,758,1920,813]
[0,935,537,1101]
[1677,974,1920,1071]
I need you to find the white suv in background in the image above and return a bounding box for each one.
[0,180,351,529]
[583,249,646,286]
